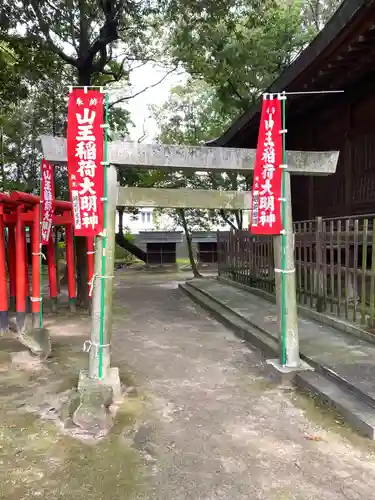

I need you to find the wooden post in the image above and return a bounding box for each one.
[31,204,41,327]
[8,225,16,310]
[54,226,61,293]
[15,207,27,332]
[65,224,76,312]
[273,171,300,368]
[47,232,58,313]
[25,227,30,307]
[315,216,326,312]
[0,211,8,332]
[89,166,118,380]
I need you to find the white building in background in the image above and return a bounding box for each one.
[116,207,251,234]
[117,208,176,234]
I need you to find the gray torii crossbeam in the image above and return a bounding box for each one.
[40,134,339,371]
[40,135,338,174]
[117,186,251,210]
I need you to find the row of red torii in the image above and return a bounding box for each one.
[0,191,94,333]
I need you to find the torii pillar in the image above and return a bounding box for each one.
[40,135,339,376]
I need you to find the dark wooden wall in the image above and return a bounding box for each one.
[287,74,375,221]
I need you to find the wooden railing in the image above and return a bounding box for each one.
[217,214,375,329]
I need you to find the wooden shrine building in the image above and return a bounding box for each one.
[210,0,375,221]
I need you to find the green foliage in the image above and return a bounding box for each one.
[151,0,342,232]
[0,0,159,195]
[166,0,341,115]
[152,78,233,146]
[167,1,306,113]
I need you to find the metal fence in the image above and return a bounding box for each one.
[218,214,375,329]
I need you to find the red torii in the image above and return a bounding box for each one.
[0,192,94,332]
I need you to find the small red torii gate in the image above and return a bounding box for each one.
[0,191,94,332]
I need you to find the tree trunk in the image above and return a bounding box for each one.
[118,207,124,233]
[115,207,148,262]
[178,209,201,278]
[115,231,147,262]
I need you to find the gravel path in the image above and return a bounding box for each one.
[112,272,375,500]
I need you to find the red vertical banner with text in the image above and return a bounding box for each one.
[67,88,104,236]
[41,159,55,245]
[250,96,283,235]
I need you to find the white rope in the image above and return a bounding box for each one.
[30,296,43,302]
[274,268,295,274]
[86,251,95,255]
[83,340,111,356]
[88,274,95,297]
[279,129,288,134]
[88,273,114,297]
[32,252,46,260]
[279,164,288,169]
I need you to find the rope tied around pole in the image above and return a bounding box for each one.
[32,251,46,260]
[30,296,43,302]
[83,340,111,357]
[88,273,114,298]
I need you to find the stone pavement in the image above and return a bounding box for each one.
[183,278,375,405]
[113,272,375,499]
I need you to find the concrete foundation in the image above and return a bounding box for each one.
[72,368,123,433]
[18,327,51,359]
[265,358,313,374]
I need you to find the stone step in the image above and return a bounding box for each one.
[295,371,375,440]
[179,283,278,357]
[180,280,375,439]
[184,280,375,410]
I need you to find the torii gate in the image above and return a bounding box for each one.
[40,135,339,388]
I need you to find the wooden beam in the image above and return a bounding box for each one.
[117,187,251,210]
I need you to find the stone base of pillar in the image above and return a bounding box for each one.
[266,358,313,373]
[266,358,313,386]
[71,368,123,434]
[9,316,51,359]
[18,327,51,359]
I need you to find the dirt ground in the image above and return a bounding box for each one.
[2,270,375,499]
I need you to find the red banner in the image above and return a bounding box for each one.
[250,96,283,235]
[67,88,104,236]
[41,158,55,245]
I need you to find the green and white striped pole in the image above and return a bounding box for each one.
[276,91,300,368]
[88,89,118,380]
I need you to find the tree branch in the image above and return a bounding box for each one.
[89,0,127,72]
[1,31,78,67]
[28,0,79,67]
[109,66,178,108]
[219,209,237,230]
[227,79,248,104]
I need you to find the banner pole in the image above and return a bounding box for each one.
[39,188,43,329]
[280,94,287,366]
[98,90,109,380]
